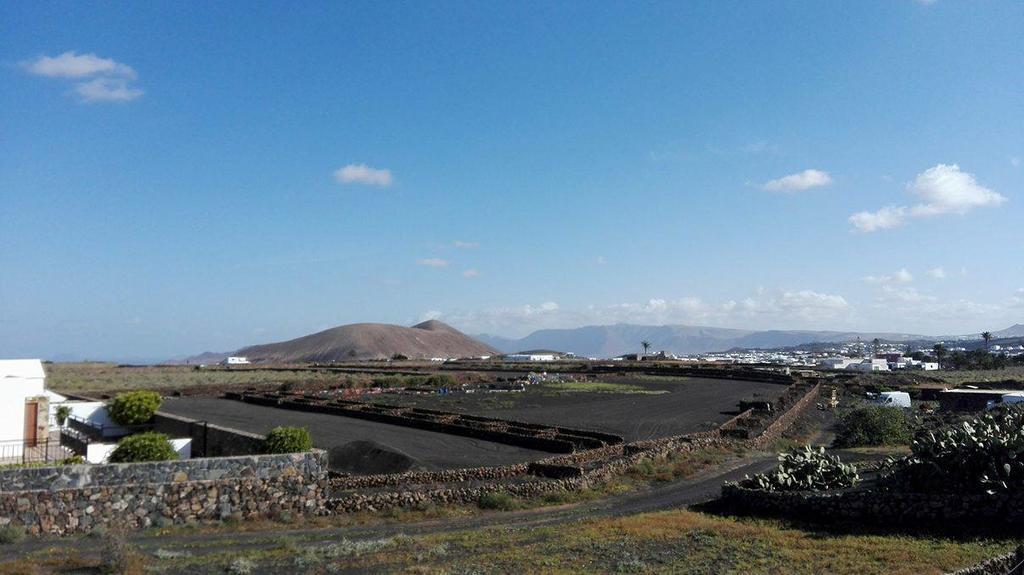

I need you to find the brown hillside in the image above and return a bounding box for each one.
[233,320,497,363]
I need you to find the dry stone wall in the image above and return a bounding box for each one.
[719,483,1024,528]
[0,451,328,535]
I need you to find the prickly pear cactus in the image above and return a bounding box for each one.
[740,445,859,492]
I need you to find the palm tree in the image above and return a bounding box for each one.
[640,340,651,357]
[932,343,948,368]
[982,331,993,352]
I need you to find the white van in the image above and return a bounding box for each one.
[986,392,1024,410]
[872,391,911,409]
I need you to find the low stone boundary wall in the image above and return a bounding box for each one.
[719,484,1024,527]
[1,473,325,535]
[0,451,328,535]
[333,463,531,490]
[748,382,820,448]
[0,451,324,492]
[947,546,1024,575]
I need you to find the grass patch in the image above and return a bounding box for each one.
[477,492,521,511]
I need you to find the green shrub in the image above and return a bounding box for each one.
[55,405,72,426]
[477,492,519,511]
[740,445,859,492]
[883,405,1024,494]
[262,426,312,454]
[108,432,178,463]
[107,391,162,426]
[0,526,25,545]
[833,406,912,448]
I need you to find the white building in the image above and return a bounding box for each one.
[505,353,557,362]
[846,359,890,372]
[0,360,57,456]
[221,356,250,365]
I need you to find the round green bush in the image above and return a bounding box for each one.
[262,426,313,454]
[108,432,178,463]
[833,405,911,448]
[107,391,162,426]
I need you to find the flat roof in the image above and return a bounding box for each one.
[940,388,1019,395]
[0,359,45,380]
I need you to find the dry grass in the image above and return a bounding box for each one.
[45,363,350,395]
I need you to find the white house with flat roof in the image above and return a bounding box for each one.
[0,360,53,456]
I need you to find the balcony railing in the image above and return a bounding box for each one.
[0,437,74,467]
[65,415,150,441]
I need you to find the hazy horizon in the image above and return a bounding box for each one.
[3,2,1022,361]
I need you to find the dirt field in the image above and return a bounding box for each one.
[369,376,785,441]
[160,397,550,471]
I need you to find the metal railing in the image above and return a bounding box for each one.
[65,415,150,441]
[0,438,73,466]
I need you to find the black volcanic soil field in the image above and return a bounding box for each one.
[162,376,783,474]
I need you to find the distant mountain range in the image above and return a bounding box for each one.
[172,321,1024,365]
[475,323,1024,358]
[178,320,498,364]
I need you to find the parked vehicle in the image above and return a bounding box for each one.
[872,391,911,409]
[986,392,1024,410]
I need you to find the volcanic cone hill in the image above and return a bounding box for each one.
[227,320,497,363]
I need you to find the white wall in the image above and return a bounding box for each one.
[0,377,45,443]
[85,437,192,464]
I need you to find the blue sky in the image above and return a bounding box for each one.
[2,1,1022,361]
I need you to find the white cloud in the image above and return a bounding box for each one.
[849,206,907,232]
[595,256,607,265]
[22,51,143,104]
[927,267,947,279]
[463,269,480,278]
[23,51,135,79]
[453,241,479,249]
[1009,289,1024,308]
[741,141,777,154]
[850,165,1004,232]
[864,268,914,285]
[433,290,850,337]
[906,164,1006,217]
[417,258,448,267]
[762,169,833,193]
[333,164,393,187]
[420,310,443,321]
[74,77,143,102]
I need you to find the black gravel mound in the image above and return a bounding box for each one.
[328,440,423,475]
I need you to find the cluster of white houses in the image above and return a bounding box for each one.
[817,354,939,372]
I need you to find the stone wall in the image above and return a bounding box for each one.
[0,473,325,535]
[719,483,1024,528]
[748,382,820,448]
[0,451,328,535]
[947,546,1024,575]
[332,463,531,490]
[0,451,325,492]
